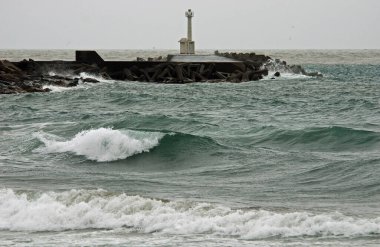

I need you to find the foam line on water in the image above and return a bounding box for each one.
[0,188,379,238]
[34,128,164,162]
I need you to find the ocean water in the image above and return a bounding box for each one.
[0,50,380,246]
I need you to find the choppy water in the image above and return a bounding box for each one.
[1,50,380,246]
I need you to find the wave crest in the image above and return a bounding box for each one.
[0,188,379,238]
[255,126,380,151]
[34,128,164,162]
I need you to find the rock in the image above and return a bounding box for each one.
[82,77,99,83]
[0,60,23,74]
[17,59,41,75]
[0,60,25,83]
[290,65,305,75]
[251,74,261,81]
[50,75,72,81]
[50,80,68,87]
[18,82,40,93]
[0,80,49,94]
[100,72,111,80]
[67,80,79,87]
[0,80,12,86]
[0,73,22,83]
[274,71,281,77]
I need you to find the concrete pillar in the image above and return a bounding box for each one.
[186,9,193,41]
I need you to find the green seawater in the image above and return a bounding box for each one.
[0,50,380,246]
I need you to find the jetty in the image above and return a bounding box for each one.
[0,9,320,94]
[73,50,270,83]
[71,9,270,83]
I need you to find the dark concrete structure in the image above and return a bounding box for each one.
[76,50,104,64]
[62,50,269,83]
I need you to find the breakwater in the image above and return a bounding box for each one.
[0,50,320,94]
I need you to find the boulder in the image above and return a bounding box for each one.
[0,60,23,74]
[0,81,50,94]
[82,77,99,83]
[50,80,68,87]
[290,65,305,74]
[100,72,111,80]
[0,73,22,83]
[0,60,25,83]
[17,59,41,75]
[67,80,79,87]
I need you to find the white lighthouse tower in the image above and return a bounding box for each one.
[179,9,195,54]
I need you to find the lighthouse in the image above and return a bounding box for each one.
[179,9,195,54]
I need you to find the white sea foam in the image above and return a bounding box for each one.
[42,84,78,92]
[34,128,163,162]
[263,72,311,81]
[0,188,379,238]
[43,71,115,92]
[47,71,112,83]
[79,72,114,83]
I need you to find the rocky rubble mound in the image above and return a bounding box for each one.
[262,59,323,77]
[0,59,109,94]
[215,51,322,78]
[107,62,269,83]
[0,60,50,94]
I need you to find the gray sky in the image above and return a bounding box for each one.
[0,0,379,49]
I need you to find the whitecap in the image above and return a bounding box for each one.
[0,188,379,238]
[34,128,164,162]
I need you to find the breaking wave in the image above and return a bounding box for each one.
[43,71,115,92]
[262,58,322,79]
[263,72,311,80]
[78,72,114,83]
[0,188,379,239]
[34,128,164,162]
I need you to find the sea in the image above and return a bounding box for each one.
[0,49,380,246]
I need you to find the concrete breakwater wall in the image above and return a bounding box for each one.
[74,51,270,83]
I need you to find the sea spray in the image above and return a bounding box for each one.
[34,128,164,162]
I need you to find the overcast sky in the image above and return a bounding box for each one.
[0,0,379,49]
